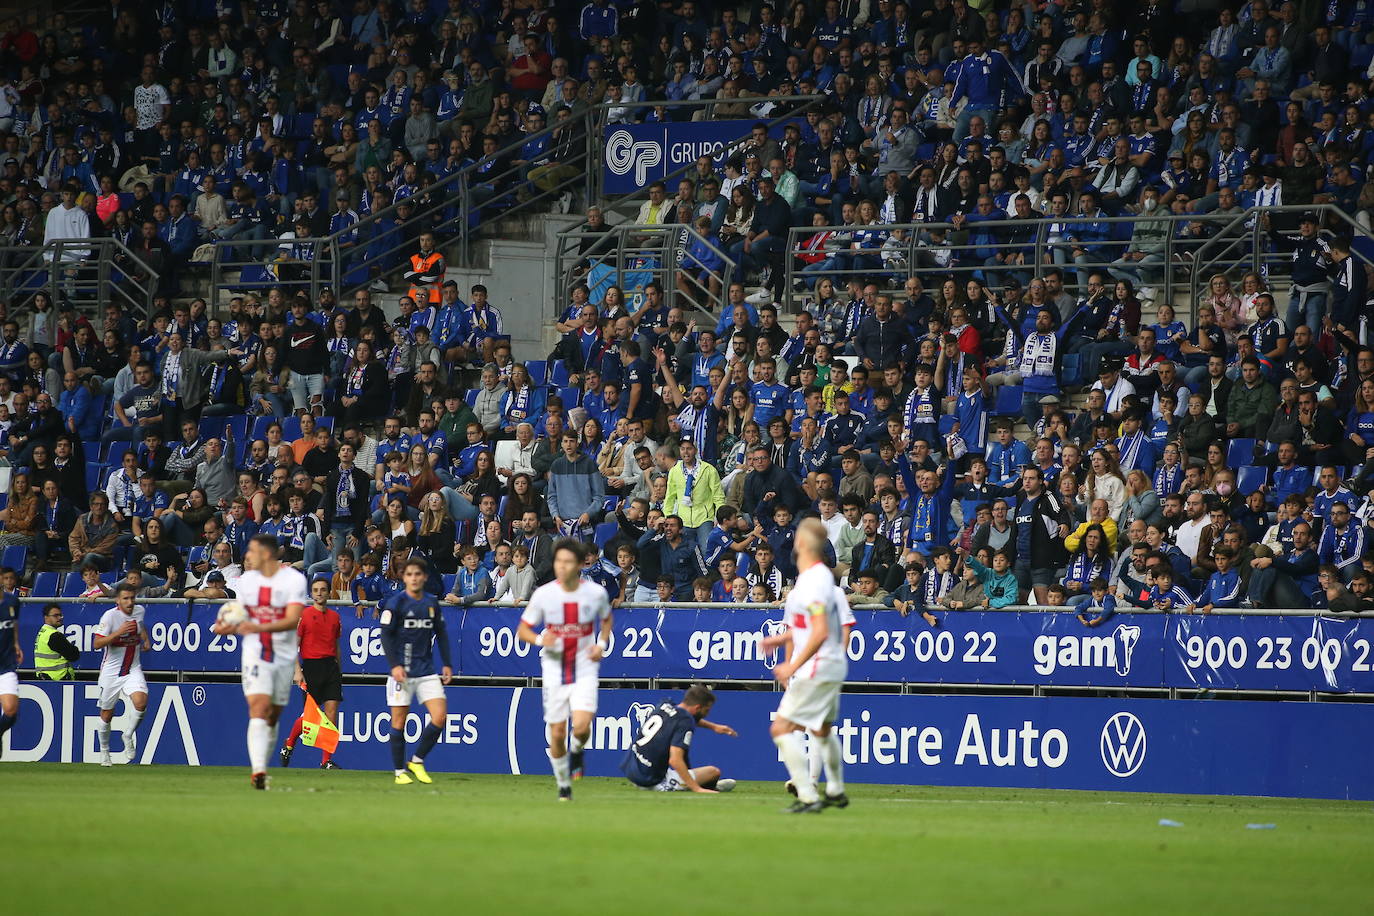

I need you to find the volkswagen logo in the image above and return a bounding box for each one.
[1099,711,1146,777]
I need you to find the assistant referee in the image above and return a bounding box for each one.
[280,574,344,769]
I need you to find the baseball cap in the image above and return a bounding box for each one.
[1300,211,1319,224]
[206,569,226,583]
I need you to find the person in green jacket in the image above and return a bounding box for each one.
[662,439,723,551]
[1225,357,1279,439]
[967,549,1020,609]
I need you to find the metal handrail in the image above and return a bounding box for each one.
[782,212,1237,320]
[294,95,823,302]
[207,236,339,309]
[0,238,161,324]
[779,206,1374,325]
[554,223,738,321]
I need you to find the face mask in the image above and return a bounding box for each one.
[1142,197,1157,212]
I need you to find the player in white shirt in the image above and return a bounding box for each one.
[212,535,308,789]
[761,518,850,813]
[91,584,149,767]
[517,538,612,801]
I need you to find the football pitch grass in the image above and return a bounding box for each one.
[5,764,1370,914]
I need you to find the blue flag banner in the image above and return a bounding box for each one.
[38,602,1374,693]
[5,683,1372,800]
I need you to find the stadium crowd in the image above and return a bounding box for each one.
[4,2,1374,616]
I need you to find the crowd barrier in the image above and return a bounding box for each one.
[5,682,1371,800]
[28,600,1374,695]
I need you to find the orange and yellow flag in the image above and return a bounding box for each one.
[300,694,340,753]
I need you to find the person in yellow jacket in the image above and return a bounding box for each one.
[662,439,723,552]
[1064,499,1119,555]
[33,604,80,681]
[403,231,445,306]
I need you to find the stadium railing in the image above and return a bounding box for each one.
[780,204,1374,321]
[211,95,827,309]
[554,222,738,318]
[206,236,339,308]
[0,238,161,323]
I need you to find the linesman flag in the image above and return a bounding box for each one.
[300,694,340,753]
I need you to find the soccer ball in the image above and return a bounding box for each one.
[217,601,250,627]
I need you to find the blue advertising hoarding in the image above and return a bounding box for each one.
[602,119,792,194]
[5,682,1371,800]
[39,602,1374,693]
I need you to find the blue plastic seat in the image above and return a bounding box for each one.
[1236,465,1267,496]
[1225,438,1256,470]
[526,360,547,387]
[31,572,60,597]
[549,360,570,388]
[593,520,618,547]
[993,384,1024,417]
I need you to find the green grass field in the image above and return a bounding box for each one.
[4,764,1370,914]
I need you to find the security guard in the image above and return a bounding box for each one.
[403,231,445,306]
[34,604,80,680]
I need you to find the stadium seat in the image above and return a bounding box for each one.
[937,415,957,437]
[526,360,547,387]
[602,496,620,512]
[550,360,570,387]
[593,521,618,547]
[1061,352,1082,388]
[204,416,249,442]
[1,545,28,572]
[442,574,457,595]
[558,386,582,408]
[1236,466,1267,496]
[85,464,106,493]
[464,390,479,408]
[81,440,101,461]
[249,416,276,440]
[1225,439,1256,469]
[31,572,60,597]
[993,384,1023,417]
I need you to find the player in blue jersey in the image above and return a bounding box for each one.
[0,582,19,755]
[378,558,453,786]
[621,685,738,793]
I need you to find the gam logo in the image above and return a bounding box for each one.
[760,619,787,669]
[1099,711,1146,778]
[605,129,662,186]
[628,702,655,729]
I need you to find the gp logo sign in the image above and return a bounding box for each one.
[605,129,662,186]
[1099,711,1146,777]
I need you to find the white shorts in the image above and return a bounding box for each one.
[541,675,598,724]
[0,670,17,697]
[386,674,445,707]
[242,659,293,706]
[97,670,148,711]
[653,770,686,792]
[776,678,843,732]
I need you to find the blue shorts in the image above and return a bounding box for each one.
[619,749,662,788]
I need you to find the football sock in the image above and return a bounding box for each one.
[247,718,271,773]
[268,721,279,761]
[548,749,572,789]
[98,721,111,753]
[129,708,145,738]
[412,723,442,761]
[0,712,15,738]
[390,727,406,771]
[569,732,587,754]
[285,717,304,749]
[818,732,845,795]
[321,749,333,765]
[807,735,822,781]
[774,731,817,804]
